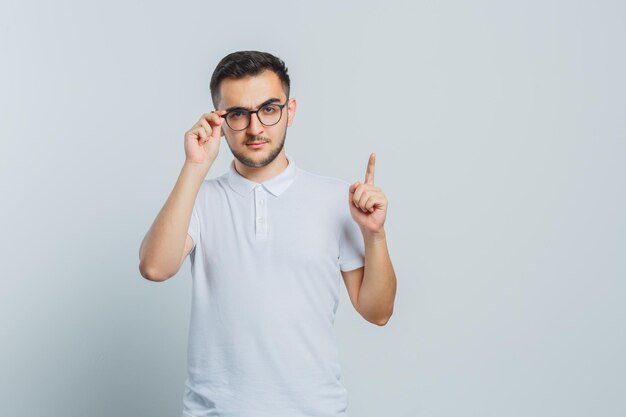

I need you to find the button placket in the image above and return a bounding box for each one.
[254,185,268,237]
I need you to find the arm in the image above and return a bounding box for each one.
[342,229,396,326]
[358,228,396,325]
[139,110,225,281]
[138,162,210,281]
[344,152,396,325]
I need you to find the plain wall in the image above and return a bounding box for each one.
[1,1,624,416]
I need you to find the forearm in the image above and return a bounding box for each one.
[139,162,210,280]
[357,228,397,325]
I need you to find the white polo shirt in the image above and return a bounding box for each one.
[183,153,365,417]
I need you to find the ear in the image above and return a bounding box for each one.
[286,98,297,127]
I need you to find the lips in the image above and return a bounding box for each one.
[247,141,268,148]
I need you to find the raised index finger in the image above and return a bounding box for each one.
[365,152,376,184]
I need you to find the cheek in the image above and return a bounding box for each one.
[225,130,243,142]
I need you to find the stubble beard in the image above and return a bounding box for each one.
[227,128,287,168]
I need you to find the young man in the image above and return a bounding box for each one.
[139,51,396,417]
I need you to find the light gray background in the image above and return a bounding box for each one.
[1,1,624,416]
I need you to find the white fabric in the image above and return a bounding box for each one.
[182,153,365,417]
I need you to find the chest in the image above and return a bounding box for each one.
[200,190,345,270]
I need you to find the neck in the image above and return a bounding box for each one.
[233,150,289,183]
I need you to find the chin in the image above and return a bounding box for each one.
[236,146,279,168]
[239,138,286,168]
[226,129,287,168]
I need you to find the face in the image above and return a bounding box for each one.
[216,70,296,168]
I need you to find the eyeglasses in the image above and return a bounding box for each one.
[219,99,289,131]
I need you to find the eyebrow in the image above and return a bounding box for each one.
[224,97,283,112]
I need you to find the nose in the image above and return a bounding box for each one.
[246,112,265,136]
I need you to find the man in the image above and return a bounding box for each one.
[139,51,396,417]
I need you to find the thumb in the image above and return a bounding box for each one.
[349,181,360,194]
[211,110,227,139]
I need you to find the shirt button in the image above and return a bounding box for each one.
[257,217,264,223]
[259,199,264,205]
[257,186,262,191]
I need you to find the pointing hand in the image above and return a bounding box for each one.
[348,152,388,236]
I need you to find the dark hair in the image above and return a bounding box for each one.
[209,51,290,107]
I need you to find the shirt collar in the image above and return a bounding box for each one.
[227,153,298,197]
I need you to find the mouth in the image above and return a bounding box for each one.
[246,141,268,149]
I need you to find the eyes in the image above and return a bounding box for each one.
[228,105,278,119]
[229,110,245,119]
[222,101,286,130]
[262,105,277,114]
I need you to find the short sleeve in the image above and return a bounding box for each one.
[338,215,365,272]
[187,203,200,253]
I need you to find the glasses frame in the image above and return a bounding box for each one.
[219,99,289,131]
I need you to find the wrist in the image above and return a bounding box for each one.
[181,160,211,184]
[183,160,212,173]
[362,227,387,244]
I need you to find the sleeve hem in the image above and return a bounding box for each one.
[187,204,200,253]
[340,259,364,272]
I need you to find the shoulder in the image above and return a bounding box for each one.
[194,173,229,207]
[294,167,352,220]
[198,172,228,193]
[295,166,351,194]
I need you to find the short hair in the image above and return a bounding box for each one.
[209,50,290,107]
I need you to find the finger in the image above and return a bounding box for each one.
[357,190,374,211]
[214,110,228,137]
[349,181,359,195]
[200,110,226,127]
[363,195,379,213]
[200,118,222,142]
[365,152,375,184]
[360,188,385,211]
[204,111,227,139]
[357,193,373,213]
[212,109,227,123]
[352,182,364,206]
[211,120,223,139]
[353,183,377,203]
[199,120,212,142]
[191,126,206,142]
[349,182,361,210]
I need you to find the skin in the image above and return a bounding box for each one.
[216,70,296,183]
[141,68,396,325]
[345,153,396,325]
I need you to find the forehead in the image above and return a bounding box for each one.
[218,70,286,108]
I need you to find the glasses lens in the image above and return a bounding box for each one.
[257,104,282,126]
[225,104,283,130]
[226,110,250,131]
